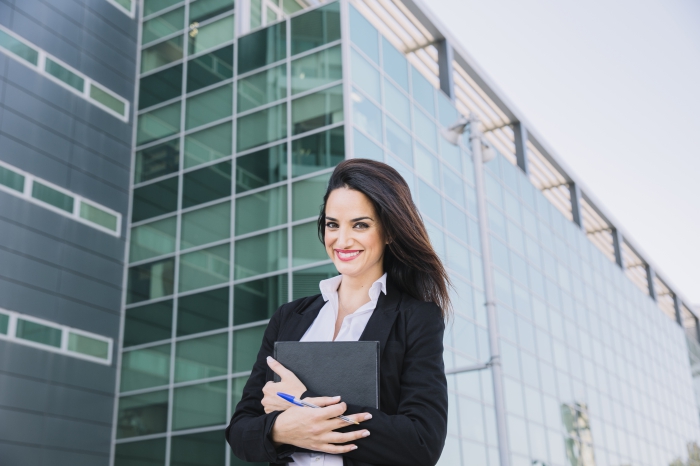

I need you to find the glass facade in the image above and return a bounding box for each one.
[116,1,700,466]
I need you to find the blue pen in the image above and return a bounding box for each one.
[277,392,359,425]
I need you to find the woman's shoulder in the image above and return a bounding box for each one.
[274,293,323,319]
[395,291,443,324]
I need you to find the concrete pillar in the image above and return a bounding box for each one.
[512,121,529,175]
[612,228,624,269]
[569,182,584,230]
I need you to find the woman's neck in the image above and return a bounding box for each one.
[337,267,384,310]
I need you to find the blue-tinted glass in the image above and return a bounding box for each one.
[351,48,380,102]
[349,5,378,63]
[353,128,383,161]
[290,2,340,55]
[238,22,286,74]
[411,67,434,115]
[425,222,445,260]
[444,202,467,243]
[381,37,408,90]
[385,117,412,165]
[440,139,461,171]
[414,143,439,187]
[442,168,464,208]
[438,91,458,128]
[413,107,437,153]
[352,89,382,142]
[385,154,414,195]
[383,79,410,129]
[418,179,442,225]
[446,237,470,281]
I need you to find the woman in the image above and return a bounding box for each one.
[226,159,450,466]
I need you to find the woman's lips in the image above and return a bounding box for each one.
[335,249,362,261]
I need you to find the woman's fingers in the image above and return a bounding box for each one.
[266,356,296,381]
[325,429,370,445]
[316,443,359,454]
[304,396,341,407]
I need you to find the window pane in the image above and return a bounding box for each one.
[90,84,127,116]
[290,2,340,55]
[187,45,233,93]
[384,79,410,129]
[418,179,442,224]
[414,107,437,152]
[445,202,468,242]
[351,48,379,102]
[234,273,287,325]
[447,237,471,280]
[0,165,25,192]
[291,45,341,95]
[250,0,262,28]
[234,229,287,279]
[114,437,166,466]
[132,176,178,223]
[292,84,343,136]
[137,101,181,145]
[292,126,344,177]
[171,431,225,466]
[411,67,435,115]
[293,221,326,267]
[232,325,265,372]
[15,319,61,347]
[181,201,230,250]
[237,63,286,113]
[441,138,462,172]
[236,102,287,152]
[45,58,84,91]
[141,36,183,73]
[172,380,227,430]
[120,344,171,391]
[438,91,459,129]
[0,312,8,335]
[443,169,465,208]
[235,185,286,236]
[386,154,414,195]
[349,5,378,63]
[189,0,234,23]
[235,143,287,193]
[127,258,175,304]
[67,332,109,359]
[124,300,173,347]
[353,128,383,162]
[117,391,168,439]
[144,0,180,16]
[130,217,176,262]
[0,29,39,65]
[139,64,182,110]
[385,117,412,166]
[185,83,232,130]
[189,15,235,55]
[382,37,408,90]
[135,139,179,185]
[184,122,232,169]
[179,243,230,292]
[238,22,286,74]
[175,333,228,382]
[142,7,184,45]
[292,263,337,300]
[352,89,381,142]
[182,160,232,208]
[415,144,439,187]
[292,172,330,221]
[178,287,229,336]
[79,202,118,231]
[31,182,74,213]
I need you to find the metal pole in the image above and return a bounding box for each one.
[470,116,511,466]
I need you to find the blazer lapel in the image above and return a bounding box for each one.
[277,294,326,342]
[359,280,401,356]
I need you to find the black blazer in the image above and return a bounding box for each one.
[225,280,448,466]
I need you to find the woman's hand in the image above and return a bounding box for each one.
[261,356,308,413]
[271,401,372,453]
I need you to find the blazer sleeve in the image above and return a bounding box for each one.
[340,302,448,466]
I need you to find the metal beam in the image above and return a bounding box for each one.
[674,294,683,326]
[445,361,491,375]
[512,121,529,175]
[612,228,624,269]
[646,265,657,301]
[569,182,584,230]
[436,39,455,99]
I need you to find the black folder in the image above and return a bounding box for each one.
[273,341,380,409]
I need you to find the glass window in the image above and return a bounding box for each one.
[114,438,166,465]
[184,121,232,168]
[185,83,233,130]
[292,84,343,136]
[187,45,233,93]
[292,172,330,221]
[353,128,383,162]
[181,201,230,250]
[293,221,326,267]
[130,217,176,263]
[445,202,468,243]
[447,237,471,280]
[182,160,232,208]
[142,7,184,45]
[120,344,171,392]
[127,258,175,303]
[413,106,437,152]
[418,179,442,225]
[45,58,84,92]
[236,102,287,152]
[31,181,74,213]
[234,229,287,279]
[0,165,25,192]
[179,243,230,292]
[414,144,439,187]
[352,89,382,142]
[384,79,410,129]
[424,222,444,260]
[136,101,181,145]
[443,168,465,208]
[292,263,337,299]
[132,176,178,223]
[235,143,287,193]
[124,300,172,347]
[15,319,61,347]
[0,312,8,335]
[116,390,169,439]
[171,431,225,466]
[0,29,39,65]
[291,45,341,95]
[135,138,179,183]
[349,5,378,63]
[290,2,340,55]
[175,333,228,382]
[141,36,183,73]
[440,138,461,172]
[188,15,235,55]
[178,287,229,336]
[92,85,126,118]
[232,325,265,372]
[235,185,286,236]
[382,37,408,90]
[351,48,380,103]
[67,332,109,359]
[385,117,412,166]
[237,63,286,113]
[189,0,234,23]
[385,154,414,195]
[139,64,182,110]
[79,202,118,231]
[144,0,180,16]
[411,67,435,115]
[172,380,227,430]
[250,0,262,28]
[234,273,288,325]
[438,92,458,128]
[292,127,344,177]
[238,22,286,74]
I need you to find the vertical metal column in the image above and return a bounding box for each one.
[673,294,683,327]
[569,182,584,230]
[436,39,455,99]
[611,228,624,269]
[470,116,511,466]
[646,265,657,301]
[512,121,529,175]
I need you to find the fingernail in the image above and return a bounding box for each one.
[266,356,274,361]
[362,431,370,437]
[351,445,358,450]
[333,396,341,399]
[364,414,372,420]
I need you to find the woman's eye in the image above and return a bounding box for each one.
[326,222,338,228]
[354,222,369,229]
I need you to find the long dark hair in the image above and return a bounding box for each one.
[317,159,451,319]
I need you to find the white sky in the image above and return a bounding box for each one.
[430,0,700,306]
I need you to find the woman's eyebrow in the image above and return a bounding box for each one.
[325,216,373,222]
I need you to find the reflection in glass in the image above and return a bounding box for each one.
[411,67,435,115]
[292,172,331,221]
[15,319,61,347]
[418,179,442,225]
[235,185,287,236]
[292,84,343,135]
[181,201,231,250]
[438,91,458,129]
[413,106,437,152]
[233,325,266,373]
[236,143,287,193]
[178,243,230,292]
[292,263,337,300]
[382,37,408,90]
[237,63,286,113]
[291,46,342,95]
[293,221,327,267]
[141,36,183,73]
[290,2,340,55]
[139,64,182,109]
[414,144,439,187]
[385,117,412,166]
[117,390,168,438]
[189,0,234,23]
[238,22,286,74]
[142,7,184,45]
[236,102,287,151]
[123,300,172,347]
[188,15,235,55]
[120,344,171,391]
[351,48,380,102]
[172,381,227,430]
[182,160,232,208]
[127,258,175,303]
[234,229,288,279]
[184,122,232,168]
[349,4,378,63]
[384,79,410,129]
[185,84,233,130]
[136,101,181,145]
[171,431,226,466]
[177,287,229,336]
[175,333,228,382]
[114,437,166,466]
[129,216,177,262]
[354,128,383,162]
[187,45,233,93]
[234,274,288,325]
[135,138,179,183]
[292,127,344,177]
[352,90,382,142]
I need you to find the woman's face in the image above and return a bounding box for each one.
[324,187,386,280]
